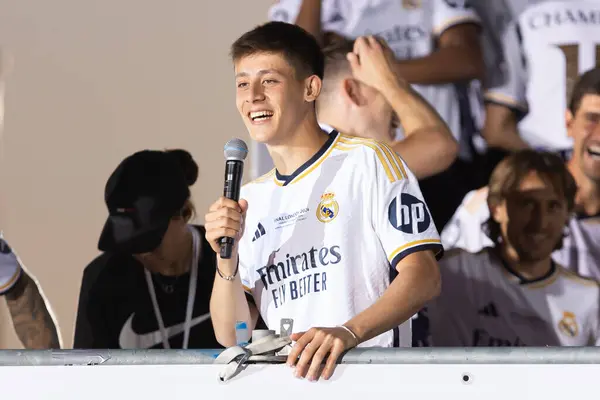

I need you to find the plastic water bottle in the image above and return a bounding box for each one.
[235,321,250,346]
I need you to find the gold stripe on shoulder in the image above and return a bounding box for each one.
[338,136,400,182]
[379,142,407,180]
[558,266,600,288]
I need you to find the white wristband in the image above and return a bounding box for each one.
[338,325,359,347]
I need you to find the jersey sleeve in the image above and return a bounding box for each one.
[268,0,301,23]
[483,19,529,115]
[432,0,481,37]
[0,236,23,295]
[369,142,443,269]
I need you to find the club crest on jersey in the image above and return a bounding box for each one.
[316,192,339,223]
[401,0,421,9]
[558,311,579,338]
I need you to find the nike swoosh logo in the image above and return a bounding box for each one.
[118,312,211,349]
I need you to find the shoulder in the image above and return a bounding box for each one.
[440,247,492,267]
[334,134,409,183]
[241,168,276,194]
[81,252,137,292]
[557,264,600,291]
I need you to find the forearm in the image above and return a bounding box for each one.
[393,46,484,85]
[482,103,530,151]
[343,252,441,344]
[294,0,322,44]
[391,130,457,179]
[5,272,60,349]
[209,258,254,347]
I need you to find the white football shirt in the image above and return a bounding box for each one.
[250,0,483,178]
[239,131,443,347]
[428,248,600,346]
[484,0,600,151]
[441,188,600,280]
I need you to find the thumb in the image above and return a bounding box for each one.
[238,198,249,214]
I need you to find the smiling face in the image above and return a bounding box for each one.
[567,94,600,182]
[491,171,569,262]
[234,52,320,146]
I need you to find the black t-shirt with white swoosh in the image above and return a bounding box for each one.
[73,225,223,349]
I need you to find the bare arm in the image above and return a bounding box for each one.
[294,0,323,45]
[348,36,458,178]
[5,271,60,349]
[206,197,259,347]
[209,256,259,346]
[385,83,458,178]
[482,103,529,151]
[344,250,440,344]
[393,24,485,85]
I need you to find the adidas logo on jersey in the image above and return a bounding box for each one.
[478,302,499,317]
[252,223,266,242]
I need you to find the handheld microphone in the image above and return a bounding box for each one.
[220,138,249,259]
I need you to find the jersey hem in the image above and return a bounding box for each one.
[433,15,481,37]
[389,242,444,270]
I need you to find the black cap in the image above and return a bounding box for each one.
[98,150,190,254]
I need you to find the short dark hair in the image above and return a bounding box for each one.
[320,33,355,94]
[569,67,600,114]
[484,150,577,250]
[230,21,324,80]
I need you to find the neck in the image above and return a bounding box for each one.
[317,106,355,138]
[159,228,193,277]
[499,244,553,281]
[568,159,600,216]
[267,113,329,175]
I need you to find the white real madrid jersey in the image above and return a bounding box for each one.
[441,188,600,280]
[484,0,600,151]
[428,248,600,346]
[238,131,443,347]
[250,0,482,178]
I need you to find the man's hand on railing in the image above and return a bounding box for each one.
[286,326,358,381]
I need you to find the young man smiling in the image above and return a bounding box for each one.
[205,22,443,381]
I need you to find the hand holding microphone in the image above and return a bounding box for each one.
[204,138,249,260]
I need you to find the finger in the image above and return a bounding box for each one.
[294,334,323,379]
[286,330,313,367]
[289,332,305,341]
[353,36,368,54]
[306,337,333,381]
[238,198,249,214]
[346,52,360,71]
[321,341,345,380]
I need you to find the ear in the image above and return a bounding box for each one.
[304,75,322,103]
[488,199,506,224]
[342,78,365,107]
[565,109,575,138]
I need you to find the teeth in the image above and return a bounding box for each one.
[250,111,273,120]
[588,145,600,156]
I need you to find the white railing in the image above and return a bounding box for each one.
[1,348,598,399]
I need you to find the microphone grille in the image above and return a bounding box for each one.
[224,138,249,161]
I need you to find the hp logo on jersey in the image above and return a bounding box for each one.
[388,194,431,234]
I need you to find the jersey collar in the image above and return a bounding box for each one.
[274,130,340,186]
[492,248,559,287]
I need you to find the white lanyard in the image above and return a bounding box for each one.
[144,226,200,349]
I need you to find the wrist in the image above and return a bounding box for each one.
[339,324,361,348]
[217,257,239,278]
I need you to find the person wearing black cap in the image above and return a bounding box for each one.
[73,149,221,349]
